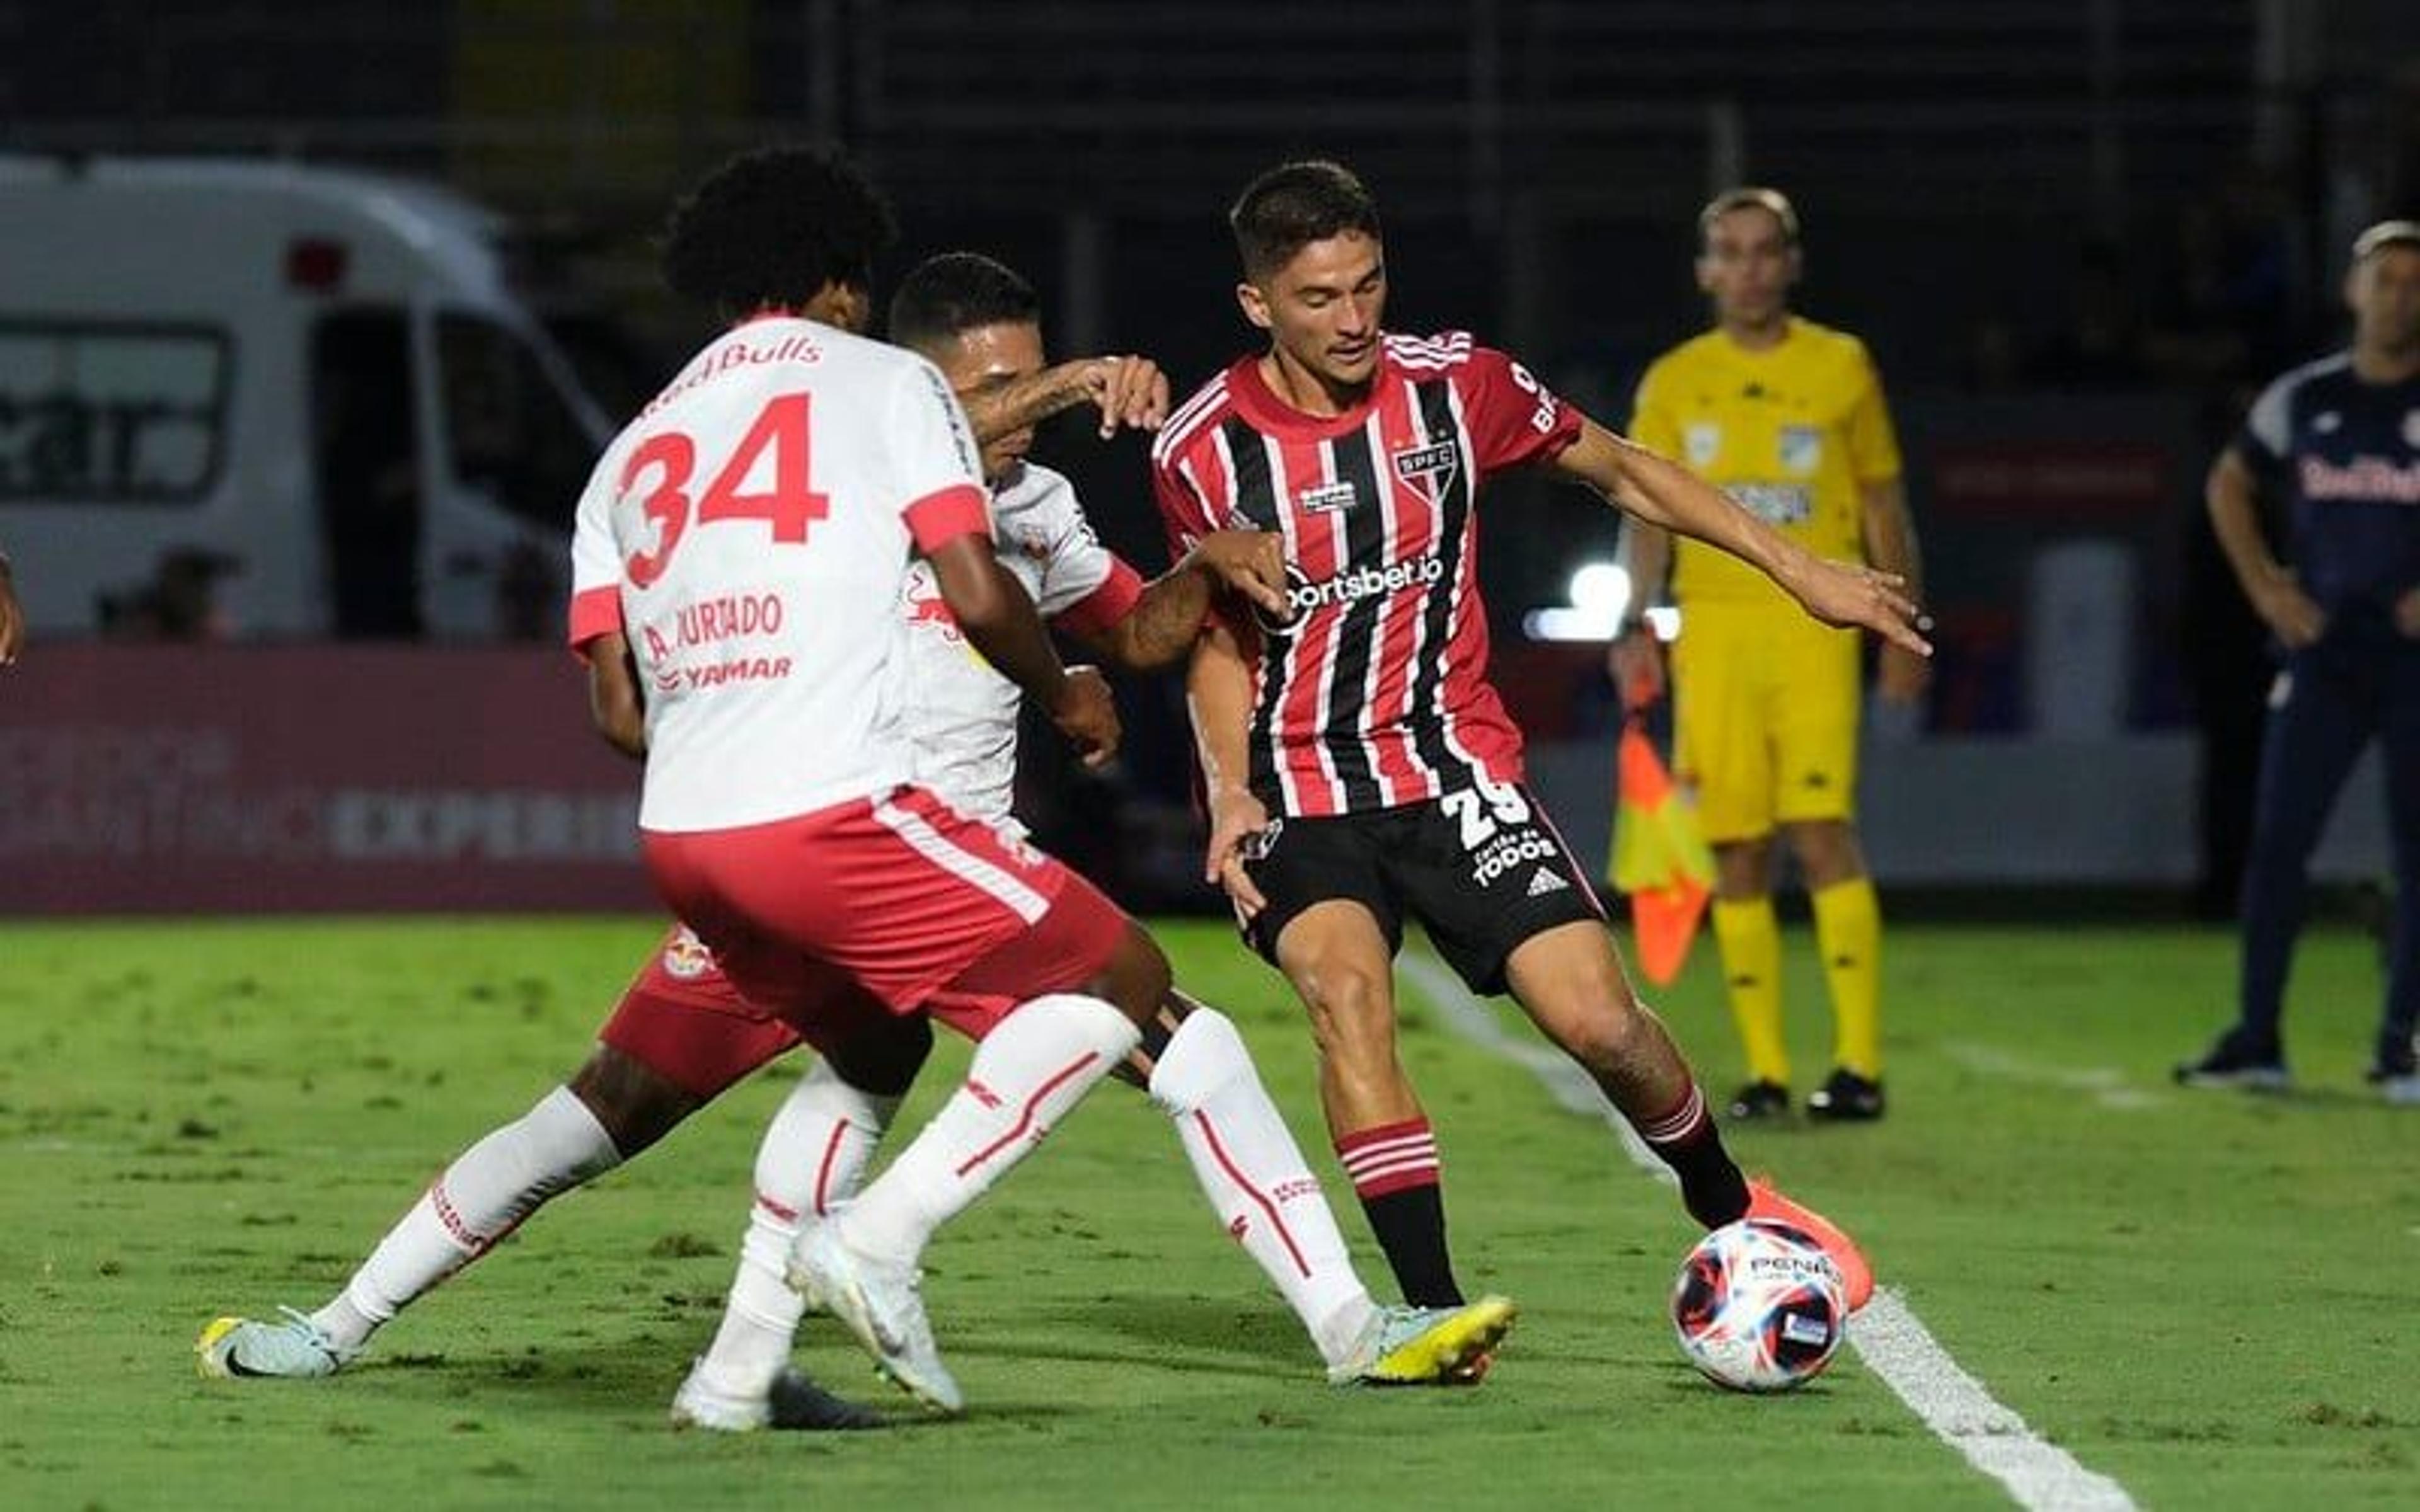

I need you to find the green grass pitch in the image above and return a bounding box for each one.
[1,916,2412,1509]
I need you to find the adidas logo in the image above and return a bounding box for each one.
[1526,868,1569,898]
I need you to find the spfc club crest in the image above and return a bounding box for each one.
[1390,440,1460,506]
[1778,424,1824,474]
[1683,422,1721,468]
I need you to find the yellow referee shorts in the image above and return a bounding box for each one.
[1669,605,1861,842]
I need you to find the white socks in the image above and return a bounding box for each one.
[692,1060,902,1397]
[314,1085,620,1349]
[1149,1010,1376,1368]
[838,994,1139,1264]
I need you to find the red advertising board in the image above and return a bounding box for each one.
[0,646,655,914]
[1928,443,2171,520]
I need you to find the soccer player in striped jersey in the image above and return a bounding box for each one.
[1158,161,1928,1319]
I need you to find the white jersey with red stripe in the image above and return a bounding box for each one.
[1150,331,1582,818]
[897,459,1143,826]
[567,315,991,832]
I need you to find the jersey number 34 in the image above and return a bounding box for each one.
[622,394,829,589]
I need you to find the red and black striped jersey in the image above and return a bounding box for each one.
[1152,331,1583,818]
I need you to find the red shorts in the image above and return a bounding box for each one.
[642,785,1129,1043]
[596,927,811,1099]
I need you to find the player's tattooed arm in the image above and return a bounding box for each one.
[1085,532,1288,672]
[584,629,647,760]
[1553,418,1932,658]
[958,355,1171,443]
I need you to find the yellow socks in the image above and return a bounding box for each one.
[1711,896,1788,1086]
[1811,877,1882,1077]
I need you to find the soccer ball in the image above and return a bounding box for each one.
[1671,1218,1848,1392]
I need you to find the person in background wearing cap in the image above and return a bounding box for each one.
[2176,219,2420,1103]
[1612,186,1923,1125]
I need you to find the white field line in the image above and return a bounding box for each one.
[1942,1042,2166,1111]
[1397,950,2137,1512]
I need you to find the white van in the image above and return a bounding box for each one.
[0,155,616,639]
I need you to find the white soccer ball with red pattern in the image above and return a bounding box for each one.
[1671,1218,1848,1392]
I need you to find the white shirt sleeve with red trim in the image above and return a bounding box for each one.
[565,449,625,656]
[1023,466,1142,637]
[888,356,993,554]
[1458,344,1584,474]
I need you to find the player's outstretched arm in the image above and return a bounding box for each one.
[927,532,1121,765]
[0,551,23,664]
[959,355,1171,444]
[1552,419,1932,658]
[1085,531,1289,673]
[584,629,648,760]
[1185,621,1269,920]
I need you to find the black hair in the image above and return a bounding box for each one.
[1228,159,1383,280]
[887,251,1040,355]
[660,145,898,315]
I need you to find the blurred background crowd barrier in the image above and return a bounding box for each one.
[0,0,2409,912]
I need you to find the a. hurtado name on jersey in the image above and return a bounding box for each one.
[641,590,795,691]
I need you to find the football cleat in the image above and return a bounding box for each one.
[670,1360,888,1432]
[1725,1080,1792,1123]
[195,1307,357,1380]
[1329,1296,1518,1387]
[1806,1068,1886,1122]
[1744,1179,1874,1313]
[2174,1029,2290,1092]
[787,1226,962,1416]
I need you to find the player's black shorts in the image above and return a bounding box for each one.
[1238,782,1607,995]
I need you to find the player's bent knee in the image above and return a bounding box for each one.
[567,1044,703,1157]
[1557,999,1656,1069]
[1784,820,1864,885]
[1291,958,1397,1060]
[1144,1007,1250,1112]
[822,1012,933,1099]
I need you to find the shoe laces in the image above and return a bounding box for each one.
[271,1305,355,1363]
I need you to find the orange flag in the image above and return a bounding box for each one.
[1608,716,1714,985]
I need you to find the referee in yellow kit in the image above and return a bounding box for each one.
[1610,187,1925,1123]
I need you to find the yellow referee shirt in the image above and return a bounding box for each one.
[1628,316,1901,610]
